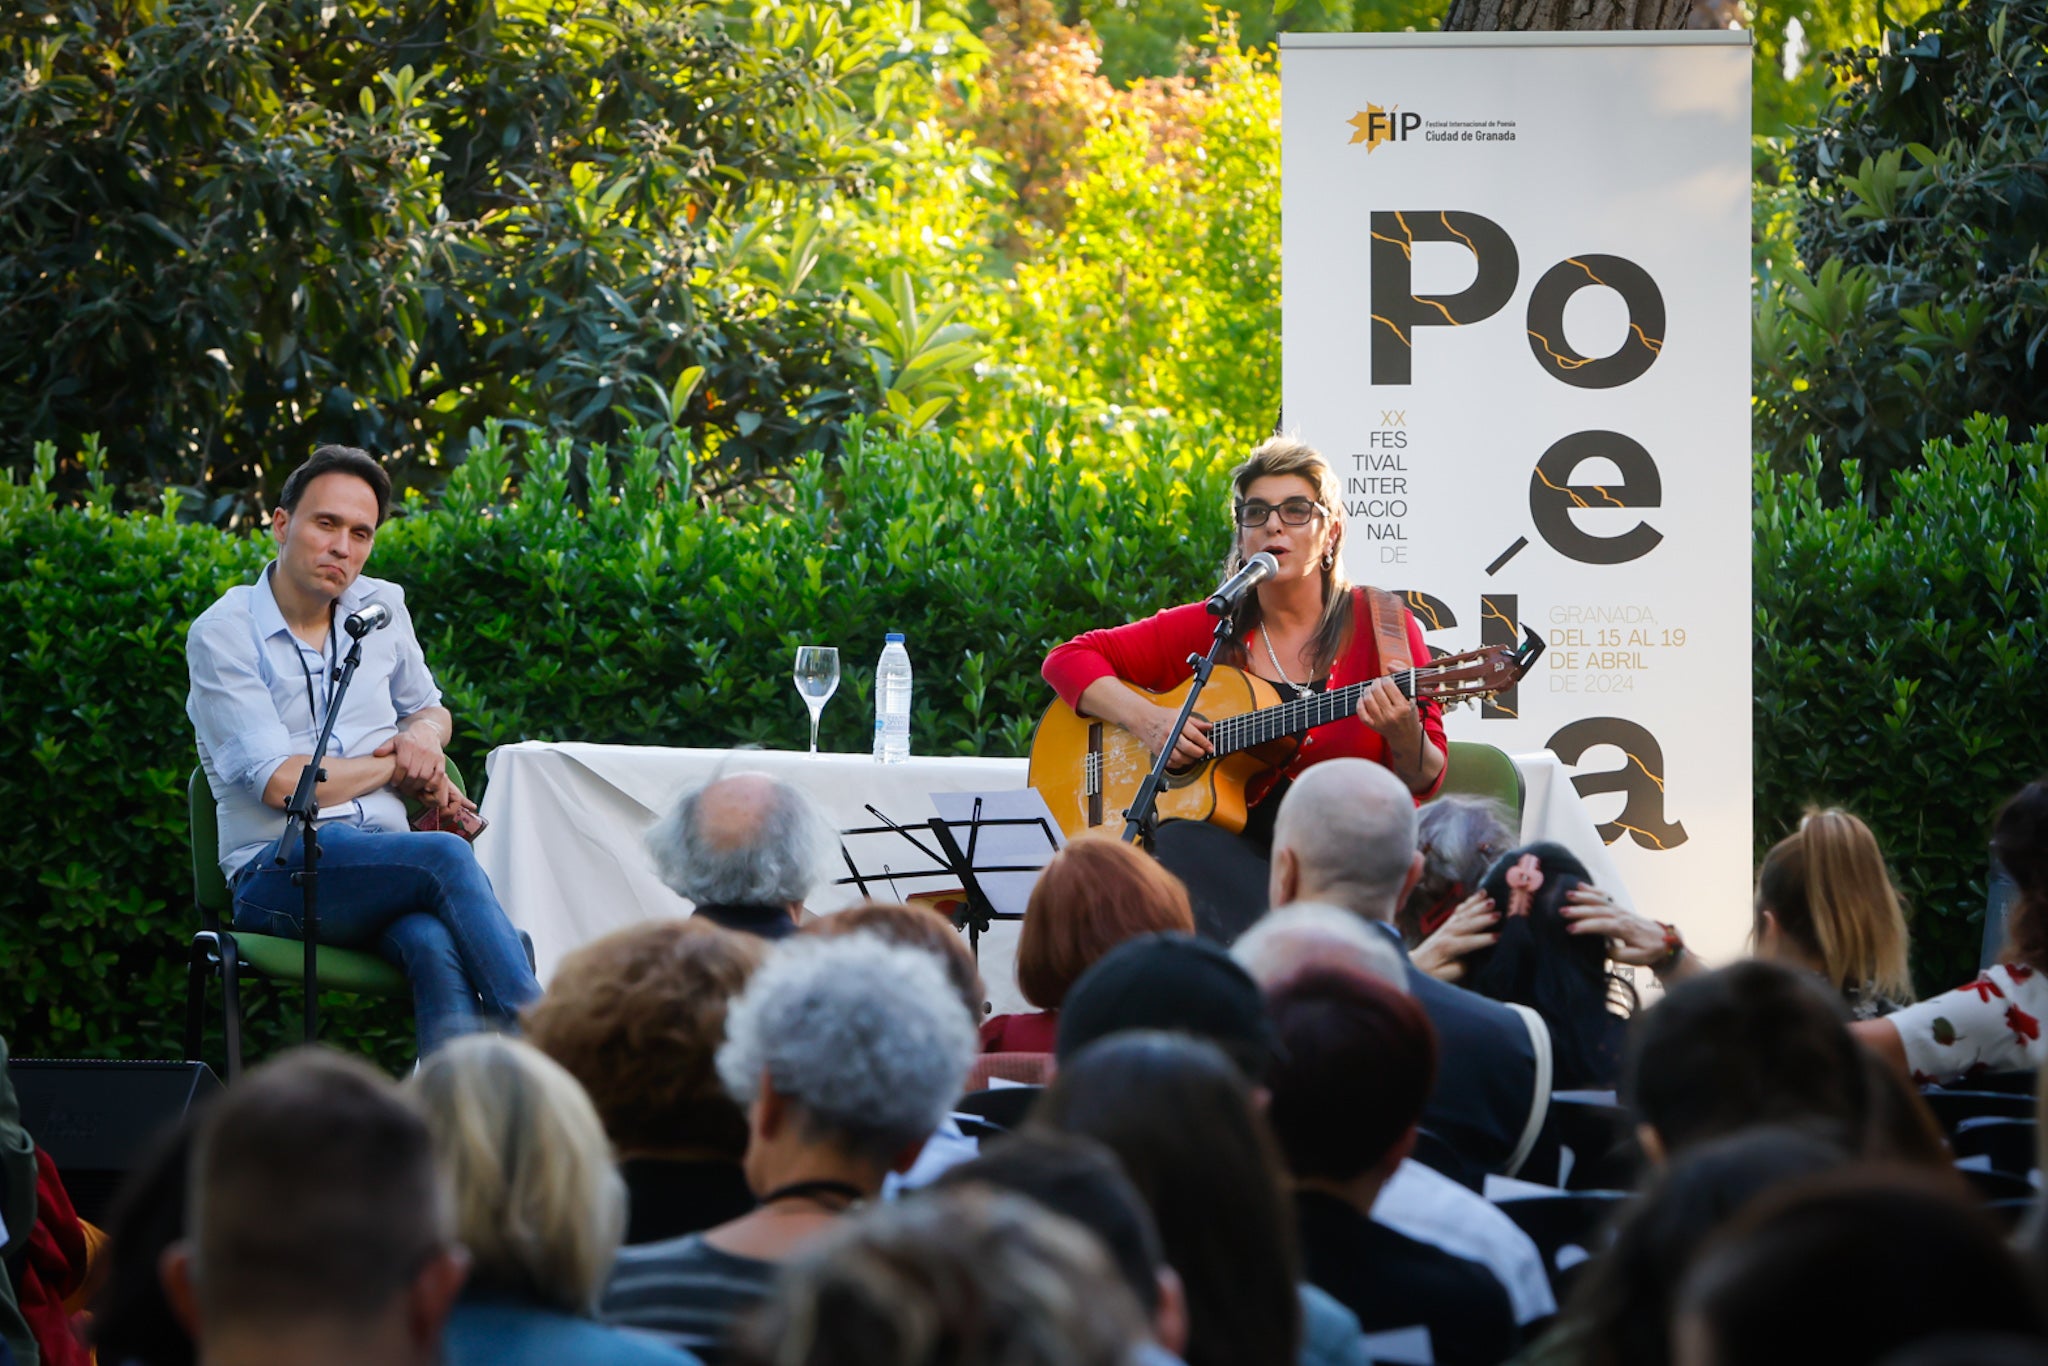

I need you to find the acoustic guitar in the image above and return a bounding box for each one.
[1027,628,1545,838]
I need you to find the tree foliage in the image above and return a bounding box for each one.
[1753,0,2048,505]
[0,0,925,510]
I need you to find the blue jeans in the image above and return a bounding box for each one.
[232,822,542,1056]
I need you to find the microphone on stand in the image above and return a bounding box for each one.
[343,603,392,638]
[1206,552,1280,616]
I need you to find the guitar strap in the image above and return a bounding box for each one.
[1360,585,1413,676]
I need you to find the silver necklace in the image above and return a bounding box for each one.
[1259,625,1314,700]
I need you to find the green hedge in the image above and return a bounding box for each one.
[1754,416,2048,994]
[5,414,2041,1063]
[0,420,1234,1063]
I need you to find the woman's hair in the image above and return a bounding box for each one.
[1029,1031,1302,1366]
[733,1188,1146,1366]
[1225,437,1353,678]
[1994,778,2048,973]
[1557,1126,1846,1366]
[806,901,987,1026]
[522,917,763,1158]
[1264,966,1437,1181]
[1463,841,1635,1090]
[717,933,978,1165]
[1400,795,1516,946]
[1677,1168,2048,1366]
[1016,837,1195,1011]
[1754,808,1914,1004]
[89,1114,198,1366]
[410,1034,627,1315]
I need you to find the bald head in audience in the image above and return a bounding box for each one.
[1268,759,1424,923]
[646,772,835,939]
[1232,903,1408,992]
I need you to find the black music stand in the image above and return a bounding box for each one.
[836,792,1062,958]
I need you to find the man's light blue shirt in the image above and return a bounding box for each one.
[186,561,442,880]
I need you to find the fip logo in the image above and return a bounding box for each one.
[1347,104,1420,152]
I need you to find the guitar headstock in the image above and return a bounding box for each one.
[1412,625,1546,703]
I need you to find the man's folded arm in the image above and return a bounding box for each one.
[188,614,397,811]
[259,753,400,811]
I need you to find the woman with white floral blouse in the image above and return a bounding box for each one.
[1855,779,2048,1084]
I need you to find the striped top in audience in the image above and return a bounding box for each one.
[602,1234,777,1365]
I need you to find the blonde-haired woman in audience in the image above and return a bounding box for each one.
[412,1034,703,1366]
[1753,808,1914,1018]
[1559,806,1915,1014]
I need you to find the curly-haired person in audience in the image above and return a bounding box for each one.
[732,1189,1149,1366]
[1858,778,2048,1083]
[600,933,977,1365]
[413,1035,702,1366]
[980,836,1195,1053]
[524,918,765,1245]
[804,900,988,1191]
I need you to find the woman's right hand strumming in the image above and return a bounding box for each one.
[1075,679,1214,769]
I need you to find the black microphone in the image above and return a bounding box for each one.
[343,603,392,638]
[1206,552,1280,616]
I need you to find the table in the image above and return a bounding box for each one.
[474,742,1632,1013]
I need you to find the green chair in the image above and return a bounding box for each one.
[183,765,463,1078]
[1435,739,1525,824]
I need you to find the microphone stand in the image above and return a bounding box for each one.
[1121,611,1240,848]
[275,619,372,1043]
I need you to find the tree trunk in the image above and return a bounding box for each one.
[1442,0,1696,31]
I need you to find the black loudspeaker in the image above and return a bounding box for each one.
[10,1059,223,1225]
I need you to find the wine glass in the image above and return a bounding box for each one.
[793,646,840,754]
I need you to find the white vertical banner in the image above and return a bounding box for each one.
[1282,32,1752,959]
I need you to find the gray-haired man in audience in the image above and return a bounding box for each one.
[647,772,835,941]
[160,1048,469,1366]
[1268,759,1547,1178]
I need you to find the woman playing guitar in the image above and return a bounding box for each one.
[1041,438,1446,939]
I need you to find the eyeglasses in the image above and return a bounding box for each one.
[1234,497,1325,528]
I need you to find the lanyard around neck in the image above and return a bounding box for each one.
[296,602,340,734]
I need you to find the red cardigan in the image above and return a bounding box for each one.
[1041,589,1448,804]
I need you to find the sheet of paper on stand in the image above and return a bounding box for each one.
[928,788,1066,924]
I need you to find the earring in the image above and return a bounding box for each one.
[1322,550,1334,569]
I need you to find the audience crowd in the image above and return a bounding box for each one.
[8,766,2048,1366]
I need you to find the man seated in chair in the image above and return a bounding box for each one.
[185,446,540,1055]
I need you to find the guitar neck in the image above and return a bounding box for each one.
[1210,669,1421,757]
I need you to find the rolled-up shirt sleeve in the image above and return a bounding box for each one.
[186,614,293,800]
[382,586,444,720]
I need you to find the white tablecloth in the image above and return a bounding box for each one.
[474,742,1630,1012]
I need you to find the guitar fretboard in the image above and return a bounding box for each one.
[1210,669,1423,754]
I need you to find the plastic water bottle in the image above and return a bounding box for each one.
[873,633,913,763]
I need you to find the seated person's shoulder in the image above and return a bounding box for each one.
[188,583,258,641]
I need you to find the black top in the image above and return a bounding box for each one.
[1375,924,1541,1176]
[620,1157,756,1246]
[1294,1189,1518,1366]
[690,903,798,941]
